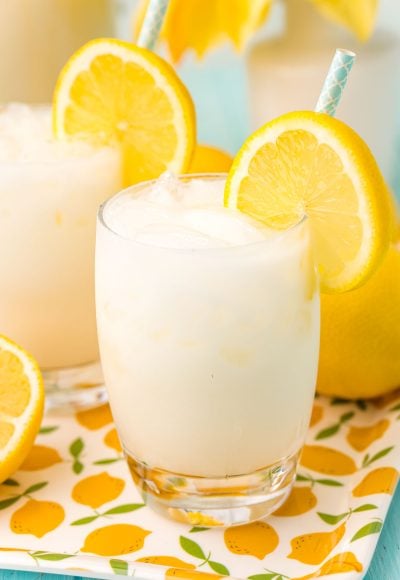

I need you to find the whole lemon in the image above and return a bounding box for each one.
[317,243,400,399]
[188,144,233,173]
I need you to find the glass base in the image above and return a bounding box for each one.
[126,450,298,527]
[43,361,107,411]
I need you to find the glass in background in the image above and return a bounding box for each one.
[247,0,400,184]
[0,104,122,410]
[0,0,116,103]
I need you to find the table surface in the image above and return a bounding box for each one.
[2,52,400,580]
[0,483,397,580]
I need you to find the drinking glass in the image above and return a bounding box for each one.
[0,105,122,409]
[96,174,320,525]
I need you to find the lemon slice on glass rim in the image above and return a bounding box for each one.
[53,38,196,186]
[225,111,392,293]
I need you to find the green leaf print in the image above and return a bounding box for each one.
[179,535,206,560]
[353,504,377,513]
[32,552,74,561]
[189,526,210,533]
[331,398,350,406]
[104,503,145,515]
[93,458,122,465]
[70,438,84,457]
[73,460,84,474]
[296,473,343,487]
[340,411,355,423]
[316,411,355,440]
[71,503,145,526]
[71,515,99,526]
[24,481,48,495]
[2,479,19,486]
[209,561,230,576]
[351,521,383,542]
[315,478,344,487]
[110,558,129,575]
[363,446,394,468]
[39,426,59,435]
[70,437,85,473]
[318,511,348,525]
[316,424,340,440]
[0,496,20,510]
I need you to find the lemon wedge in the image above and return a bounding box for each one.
[53,38,196,186]
[225,111,392,293]
[0,335,44,483]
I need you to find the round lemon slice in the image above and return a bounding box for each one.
[53,38,196,186]
[0,335,44,483]
[225,111,392,293]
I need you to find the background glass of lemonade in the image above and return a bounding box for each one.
[0,0,115,103]
[96,174,320,526]
[0,104,122,408]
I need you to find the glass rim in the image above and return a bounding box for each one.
[98,172,308,255]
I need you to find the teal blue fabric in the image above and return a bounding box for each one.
[1,52,399,580]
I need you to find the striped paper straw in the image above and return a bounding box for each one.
[137,0,170,51]
[315,49,356,117]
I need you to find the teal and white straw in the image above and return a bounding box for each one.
[315,49,356,117]
[137,0,170,51]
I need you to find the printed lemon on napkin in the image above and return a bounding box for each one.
[0,336,44,483]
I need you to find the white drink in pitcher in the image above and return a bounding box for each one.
[96,173,320,526]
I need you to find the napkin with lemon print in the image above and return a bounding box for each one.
[0,391,398,580]
[134,0,378,63]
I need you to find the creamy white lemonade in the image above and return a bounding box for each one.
[0,104,122,370]
[96,174,320,500]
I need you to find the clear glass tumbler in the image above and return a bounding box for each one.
[96,174,320,526]
[0,105,122,410]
